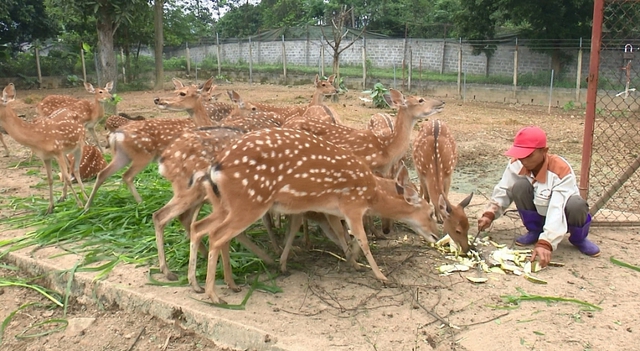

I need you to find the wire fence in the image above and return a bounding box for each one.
[582,0,640,226]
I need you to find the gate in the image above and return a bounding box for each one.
[582,0,640,226]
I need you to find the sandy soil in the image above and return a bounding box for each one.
[0,80,639,351]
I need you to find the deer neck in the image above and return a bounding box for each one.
[191,99,215,127]
[0,105,35,147]
[308,90,325,107]
[92,97,105,122]
[379,108,414,168]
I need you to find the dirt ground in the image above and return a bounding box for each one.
[0,80,639,351]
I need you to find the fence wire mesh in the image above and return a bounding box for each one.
[586,0,640,225]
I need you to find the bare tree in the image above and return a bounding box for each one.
[321,5,366,82]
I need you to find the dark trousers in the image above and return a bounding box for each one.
[509,178,589,227]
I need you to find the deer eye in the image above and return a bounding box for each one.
[179,92,186,96]
[418,98,424,103]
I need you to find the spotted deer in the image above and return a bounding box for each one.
[284,89,443,239]
[37,81,114,153]
[1,83,87,214]
[84,79,223,209]
[66,145,108,182]
[151,86,283,282]
[168,78,235,122]
[248,75,340,124]
[412,119,473,252]
[104,113,146,148]
[188,128,440,303]
[153,126,276,284]
[278,163,438,274]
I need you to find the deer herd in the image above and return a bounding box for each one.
[0,75,473,304]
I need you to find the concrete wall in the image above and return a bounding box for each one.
[166,38,632,84]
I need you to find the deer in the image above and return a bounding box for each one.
[187,128,440,303]
[168,78,236,122]
[0,83,87,214]
[65,145,108,182]
[283,89,444,239]
[248,74,340,124]
[278,163,438,274]
[154,125,277,284]
[84,79,219,209]
[36,81,114,153]
[412,119,473,253]
[152,85,286,282]
[104,113,146,148]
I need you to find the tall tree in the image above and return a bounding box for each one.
[1,0,58,51]
[154,0,164,90]
[46,0,147,90]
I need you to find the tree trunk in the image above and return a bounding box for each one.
[96,19,117,91]
[332,53,340,80]
[551,50,563,75]
[153,0,164,91]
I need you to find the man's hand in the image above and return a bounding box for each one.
[477,216,492,232]
[531,245,552,267]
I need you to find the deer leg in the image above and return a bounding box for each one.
[121,156,152,204]
[42,159,55,215]
[205,207,268,304]
[0,135,8,156]
[85,149,132,210]
[189,204,231,293]
[70,146,88,198]
[260,213,282,254]
[56,153,83,208]
[234,233,275,265]
[153,190,201,281]
[342,207,387,281]
[89,127,104,154]
[279,214,304,274]
[220,241,240,293]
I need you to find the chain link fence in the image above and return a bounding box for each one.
[582,0,640,226]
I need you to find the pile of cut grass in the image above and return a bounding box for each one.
[0,163,275,287]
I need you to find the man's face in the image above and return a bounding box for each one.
[519,148,546,171]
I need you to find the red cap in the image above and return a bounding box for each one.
[504,126,547,158]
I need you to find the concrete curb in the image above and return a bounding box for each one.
[2,248,290,351]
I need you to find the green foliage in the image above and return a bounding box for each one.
[363,82,390,108]
[163,56,187,71]
[66,74,81,87]
[562,100,576,112]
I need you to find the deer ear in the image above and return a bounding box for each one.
[458,192,474,209]
[84,82,95,93]
[394,163,409,186]
[211,93,222,101]
[200,77,214,91]
[207,84,217,94]
[227,90,242,104]
[2,83,16,104]
[439,194,452,217]
[387,89,405,108]
[172,78,184,89]
[315,74,320,86]
[403,185,421,206]
[328,75,336,84]
[105,81,114,92]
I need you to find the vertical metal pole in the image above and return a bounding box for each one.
[320,36,325,77]
[249,37,253,85]
[580,0,604,201]
[362,37,366,90]
[216,32,221,77]
[408,47,412,91]
[282,35,287,83]
[393,63,397,89]
[120,47,127,84]
[513,38,518,98]
[548,69,554,114]
[576,37,583,103]
[457,37,462,97]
